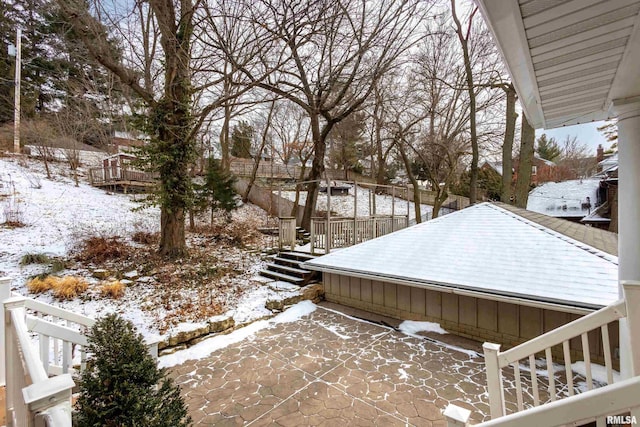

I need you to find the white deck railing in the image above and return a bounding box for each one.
[4,296,82,426]
[445,292,635,427]
[1,277,159,426]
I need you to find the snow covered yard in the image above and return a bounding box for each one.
[0,156,306,343]
[279,184,433,219]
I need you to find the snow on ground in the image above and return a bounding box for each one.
[572,361,620,385]
[0,157,302,342]
[0,157,160,283]
[399,320,448,335]
[279,184,433,219]
[159,300,317,368]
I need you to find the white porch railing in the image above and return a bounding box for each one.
[445,292,635,427]
[4,296,84,426]
[1,277,159,426]
[309,215,408,254]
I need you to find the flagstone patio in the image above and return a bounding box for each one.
[168,304,493,426]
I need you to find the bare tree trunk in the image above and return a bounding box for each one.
[291,165,306,217]
[160,207,186,256]
[189,209,195,231]
[397,142,422,223]
[302,114,326,230]
[501,86,517,203]
[221,102,231,172]
[514,114,535,209]
[451,0,479,205]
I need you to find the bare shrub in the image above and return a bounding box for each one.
[100,280,125,299]
[1,175,25,227]
[77,236,131,263]
[223,218,260,246]
[132,231,158,245]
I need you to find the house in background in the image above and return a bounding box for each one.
[110,130,146,153]
[513,154,557,185]
[583,152,619,231]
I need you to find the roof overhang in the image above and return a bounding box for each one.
[477,0,640,129]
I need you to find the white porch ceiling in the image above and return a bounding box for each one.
[477,0,640,129]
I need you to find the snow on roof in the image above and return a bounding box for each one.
[527,179,600,218]
[534,154,556,166]
[481,161,503,176]
[304,203,618,310]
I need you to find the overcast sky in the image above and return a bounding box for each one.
[534,121,615,156]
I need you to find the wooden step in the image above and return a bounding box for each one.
[278,251,316,262]
[272,256,304,268]
[265,263,312,276]
[259,269,305,285]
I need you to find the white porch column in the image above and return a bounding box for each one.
[614,97,640,379]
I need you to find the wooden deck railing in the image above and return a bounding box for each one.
[445,288,637,427]
[279,217,297,250]
[308,215,408,254]
[88,166,157,186]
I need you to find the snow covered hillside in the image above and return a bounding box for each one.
[0,157,305,341]
[0,157,160,281]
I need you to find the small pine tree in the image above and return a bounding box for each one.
[195,158,238,223]
[230,121,254,158]
[75,314,191,427]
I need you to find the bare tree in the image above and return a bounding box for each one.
[501,84,517,203]
[451,0,479,205]
[224,0,424,229]
[243,99,277,202]
[514,113,535,208]
[58,0,272,256]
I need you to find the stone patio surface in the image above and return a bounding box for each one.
[168,305,493,426]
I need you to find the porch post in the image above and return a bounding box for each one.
[353,181,357,246]
[614,97,640,378]
[0,276,11,386]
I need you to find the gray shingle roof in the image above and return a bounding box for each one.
[305,203,618,310]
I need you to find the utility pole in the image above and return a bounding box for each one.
[13,28,22,154]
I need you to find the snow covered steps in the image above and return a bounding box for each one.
[259,251,321,286]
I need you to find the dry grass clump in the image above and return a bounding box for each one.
[132,231,158,245]
[27,276,56,293]
[27,275,88,300]
[100,280,125,299]
[53,276,88,300]
[77,236,131,263]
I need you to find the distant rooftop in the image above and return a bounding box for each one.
[305,203,618,311]
[527,179,600,219]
